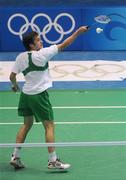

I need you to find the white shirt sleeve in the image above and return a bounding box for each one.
[11,56,21,74]
[34,45,58,66]
[42,45,58,60]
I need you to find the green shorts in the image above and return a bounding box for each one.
[18,90,54,122]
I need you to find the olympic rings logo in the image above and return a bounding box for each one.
[50,63,126,79]
[7,13,76,44]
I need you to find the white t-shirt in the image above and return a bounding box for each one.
[12,45,58,95]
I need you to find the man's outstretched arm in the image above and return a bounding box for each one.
[57,26,88,51]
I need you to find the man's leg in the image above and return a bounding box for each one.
[10,116,34,169]
[42,120,55,153]
[16,116,34,143]
[43,120,70,170]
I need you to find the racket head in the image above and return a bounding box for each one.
[94,15,111,24]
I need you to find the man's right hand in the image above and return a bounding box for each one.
[11,84,20,92]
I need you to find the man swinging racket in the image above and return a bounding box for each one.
[9,26,88,170]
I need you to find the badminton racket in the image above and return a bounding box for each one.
[87,15,111,29]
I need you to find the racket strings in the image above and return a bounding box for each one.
[94,15,111,24]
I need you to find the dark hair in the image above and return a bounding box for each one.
[22,31,38,51]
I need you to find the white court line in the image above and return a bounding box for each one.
[0,121,126,125]
[0,106,126,110]
[1,141,126,148]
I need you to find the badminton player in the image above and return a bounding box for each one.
[9,26,88,170]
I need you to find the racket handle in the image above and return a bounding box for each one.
[86,26,90,29]
[86,26,91,29]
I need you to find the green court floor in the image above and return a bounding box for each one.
[0,90,126,180]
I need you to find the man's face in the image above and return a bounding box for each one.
[32,35,43,50]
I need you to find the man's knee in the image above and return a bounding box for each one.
[43,121,54,130]
[24,116,34,129]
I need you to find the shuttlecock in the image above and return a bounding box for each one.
[96,27,103,33]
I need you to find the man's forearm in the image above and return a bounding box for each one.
[10,73,17,85]
[57,26,88,51]
[61,30,80,49]
[9,72,20,92]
